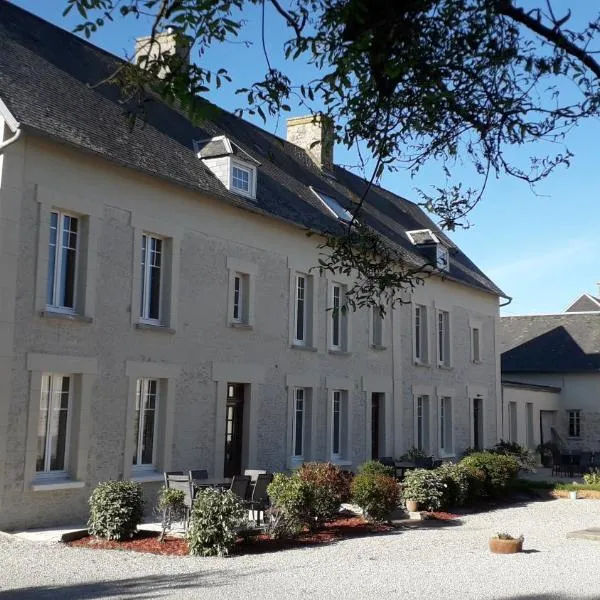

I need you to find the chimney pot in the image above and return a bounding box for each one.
[134,30,190,78]
[286,113,334,171]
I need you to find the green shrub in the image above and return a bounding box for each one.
[88,481,144,541]
[489,440,537,472]
[156,486,186,541]
[358,460,395,478]
[401,468,447,511]
[460,452,519,497]
[267,472,313,534]
[583,470,600,485]
[351,473,400,522]
[399,447,428,461]
[186,488,246,556]
[297,462,351,524]
[435,462,474,507]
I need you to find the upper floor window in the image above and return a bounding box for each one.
[47,211,78,311]
[371,307,384,348]
[471,327,481,363]
[414,304,428,363]
[436,245,449,271]
[232,273,249,324]
[133,378,159,468]
[232,164,252,193]
[437,310,451,367]
[294,274,307,344]
[37,374,72,474]
[311,187,354,223]
[330,283,348,351]
[568,410,581,438]
[140,234,163,323]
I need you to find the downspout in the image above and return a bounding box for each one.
[0,127,22,155]
[497,295,511,441]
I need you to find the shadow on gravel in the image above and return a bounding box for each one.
[0,572,233,599]
[491,595,583,600]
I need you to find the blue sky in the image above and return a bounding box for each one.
[10,0,600,315]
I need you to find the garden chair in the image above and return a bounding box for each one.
[378,457,395,468]
[164,471,184,486]
[229,475,251,501]
[243,469,267,482]
[189,469,208,482]
[244,473,274,526]
[165,474,194,530]
[414,456,434,469]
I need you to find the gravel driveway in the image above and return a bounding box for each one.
[1,499,599,599]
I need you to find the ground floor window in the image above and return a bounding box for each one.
[439,396,453,455]
[416,395,430,453]
[133,378,159,468]
[331,390,349,461]
[568,410,581,438]
[472,397,484,450]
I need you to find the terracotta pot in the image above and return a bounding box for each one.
[405,500,419,513]
[488,537,523,554]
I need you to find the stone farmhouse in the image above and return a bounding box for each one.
[0,1,506,529]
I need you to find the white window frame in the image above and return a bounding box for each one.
[294,274,308,345]
[36,373,73,477]
[414,304,428,364]
[140,233,164,324]
[437,309,451,367]
[331,390,344,460]
[226,257,257,328]
[326,379,352,465]
[329,282,349,352]
[292,387,305,459]
[133,378,160,470]
[568,410,581,438]
[436,245,450,271]
[471,326,481,363]
[47,211,79,313]
[470,396,485,450]
[508,401,518,443]
[439,396,454,456]
[286,375,317,468]
[232,272,249,324]
[370,306,385,348]
[229,160,257,199]
[415,395,430,454]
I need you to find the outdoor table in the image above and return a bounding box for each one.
[193,477,232,492]
[394,461,416,480]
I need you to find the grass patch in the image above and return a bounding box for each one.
[512,479,600,494]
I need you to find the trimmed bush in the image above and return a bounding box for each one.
[88,480,144,541]
[435,462,474,507]
[489,440,537,472]
[401,468,447,511]
[460,452,519,497]
[267,472,313,534]
[297,462,351,524]
[399,447,428,461]
[351,473,400,522]
[583,470,600,485]
[358,460,395,478]
[186,488,246,556]
[156,486,186,541]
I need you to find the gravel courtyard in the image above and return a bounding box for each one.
[1,499,599,600]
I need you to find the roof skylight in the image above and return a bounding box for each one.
[310,187,354,223]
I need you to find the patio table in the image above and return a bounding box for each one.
[394,461,417,480]
[192,478,232,493]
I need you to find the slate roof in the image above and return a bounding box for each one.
[0,0,505,298]
[500,314,600,373]
[564,294,600,313]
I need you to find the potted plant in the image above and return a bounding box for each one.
[401,468,446,513]
[489,532,524,554]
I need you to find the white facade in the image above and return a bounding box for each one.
[0,130,501,530]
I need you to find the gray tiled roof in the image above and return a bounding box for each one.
[565,294,600,313]
[500,314,600,373]
[0,0,505,298]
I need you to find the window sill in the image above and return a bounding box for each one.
[370,344,387,351]
[328,349,351,357]
[135,322,176,334]
[413,360,431,368]
[130,471,164,483]
[40,310,93,324]
[31,479,86,492]
[437,364,453,371]
[291,344,318,352]
[230,322,253,330]
[472,360,482,365]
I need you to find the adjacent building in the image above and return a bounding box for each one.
[0,1,505,529]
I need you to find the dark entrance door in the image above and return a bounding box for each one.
[371,393,380,460]
[224,383,244,478]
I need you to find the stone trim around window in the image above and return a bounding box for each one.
[226,256,258,328]
[34,185,101,320]
[123,361,181,481]
[325,376,353,466]
[24,353,97,491]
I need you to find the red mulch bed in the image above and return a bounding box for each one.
[67,517,394,557]
[426,511,462,521]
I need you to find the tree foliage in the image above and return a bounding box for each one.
[63,0,600,307]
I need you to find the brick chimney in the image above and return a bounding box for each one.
[286,114,334,172]
[134,29,190,78]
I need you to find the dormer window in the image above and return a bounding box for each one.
[406,228,450,272]
[195,136,259,200]
[310,187,354,223]
[436,245,449,272]
[406,229,439,245]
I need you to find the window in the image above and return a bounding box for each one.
[47,211,78,311]
[526,403,534,448]
[568,410,581,438]
[472,397,484,449]
[437,310,451,367]
[416,395,430,453]
[232,273,249,323]
[371,307,384,347]
[414,304,428,362]
[294,275,307,344]
[471,327,481,363]
[329,283,348,351]
[36,374,71,474]
[331,390,346,459]
[293,388,305,458]
[311,187,354,223]
[231,164,251,193]
[439,396,453,455]
[508,402,518,443]
[140,233,163,323]
[436,245,449,271]
[133,379,159,468]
